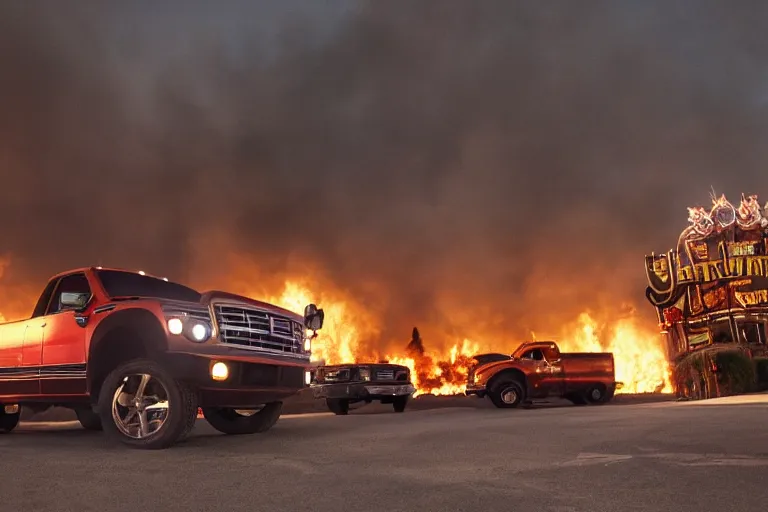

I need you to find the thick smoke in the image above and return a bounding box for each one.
[3,1,768,350]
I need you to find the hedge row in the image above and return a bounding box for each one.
[674,349,768,398]
[755,357,768,391]
[713,350,758,395]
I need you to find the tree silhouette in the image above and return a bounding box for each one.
[406,326,425,356]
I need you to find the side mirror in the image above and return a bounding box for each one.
[60,292,90,311]
[303,303,324,331]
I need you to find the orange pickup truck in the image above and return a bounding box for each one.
[0,267,324,449]
[465,341,619,408]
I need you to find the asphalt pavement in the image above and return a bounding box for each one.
[1,395,767,512]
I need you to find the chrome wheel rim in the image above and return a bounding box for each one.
[111,373,170,439]
[590,388,602,401]
[501,388,518,404]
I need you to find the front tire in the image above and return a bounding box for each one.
[489,379,526,408]
[75,407,103,431]
[326,398,350,415]
[97,359,198,450]
[0,407,20,434]
[202,403,282,435]
[393,396,408,413]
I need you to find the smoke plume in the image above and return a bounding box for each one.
[3,1,768,351]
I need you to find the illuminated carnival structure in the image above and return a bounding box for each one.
[644,193,768,398]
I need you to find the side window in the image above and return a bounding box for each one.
[522,349,545,361]
[709,321,733,344]
[46,273,92,315]
[31,279,60,318]
[739,322,765,345]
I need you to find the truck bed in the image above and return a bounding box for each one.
[561,352,614,359]
[561,352,614,376]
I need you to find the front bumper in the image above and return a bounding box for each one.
[161,352,311,408]
[465,384,487,398]
[311,382,416,400]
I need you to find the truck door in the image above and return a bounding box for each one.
[39,272,91,395]
[520,347,565,398]
[0,322,41,396]
[541,345,565,397]
[1,278,61,396]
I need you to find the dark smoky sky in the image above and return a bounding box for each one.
[3,0,768,342]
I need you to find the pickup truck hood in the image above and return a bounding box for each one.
[200,290,304,322]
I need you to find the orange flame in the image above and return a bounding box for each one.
[556,312,672,394]
[261,281,672,396]
[0,258,673,397]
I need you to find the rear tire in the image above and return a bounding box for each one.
[585,384,608,404]
[0,407,20,434]
[202,403,282,435]
[97,359,198,450]
[326,398,350,415]
[489,379,526,408]
[75,407,103,431]
[393,396,408,413]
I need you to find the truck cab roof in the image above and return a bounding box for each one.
[512,341,559,358]
[48,266,170,281]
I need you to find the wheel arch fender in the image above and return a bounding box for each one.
[487,367,529,394]
[86,308,169,399]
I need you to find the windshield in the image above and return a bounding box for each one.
[96,270,201,303]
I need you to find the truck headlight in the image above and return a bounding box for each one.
[303,329,314,352]
[167,318,183,335]
[167,317,211,343]
[190,322,211,342]
[358,367,371,381]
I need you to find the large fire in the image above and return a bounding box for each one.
[262,280,672,397]
[0,260,673,397]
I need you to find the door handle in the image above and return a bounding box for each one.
[40,322,47,327]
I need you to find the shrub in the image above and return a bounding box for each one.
[754,357,768,391]
[674,352,709,399]
[713,349,756,395]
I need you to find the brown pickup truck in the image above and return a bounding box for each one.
[465,341,619,408]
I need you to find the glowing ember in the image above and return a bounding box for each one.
[386,339,479,397]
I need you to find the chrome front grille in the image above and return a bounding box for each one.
[214,304,305,357]
[376,370,395,380]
